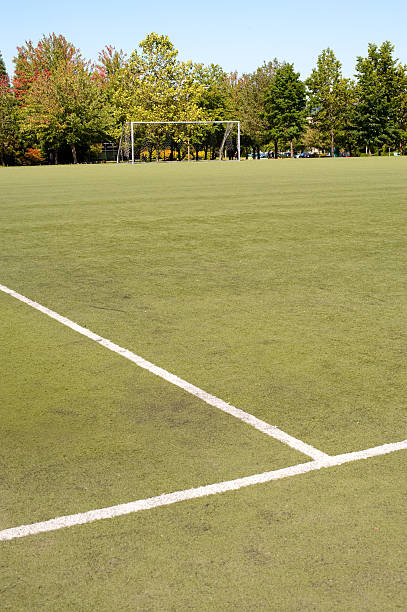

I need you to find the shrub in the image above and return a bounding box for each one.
[23,147,45,165]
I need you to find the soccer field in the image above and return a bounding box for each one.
[1,159,406,610]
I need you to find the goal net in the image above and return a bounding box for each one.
[117,121,240,163]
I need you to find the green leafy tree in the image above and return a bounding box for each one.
[235,60,280,157]
[263,63,306,158]
[116,32,204,121]
[13,34,83,102]
[116,33,182,122]
[0,51,8,80]
[0,73,20,165]
[94,45,127,139]
[115,33,205,160]
[175,60,206,159]
[353,41,404,154]
[394,65,407,154]
[181,64,234,159]
[0,52,22,166]
[197,64,234,121]
[306,48,351,157]
[20,37,114,163]
[95,45,127,85]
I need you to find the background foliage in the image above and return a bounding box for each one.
[1,34,407,164]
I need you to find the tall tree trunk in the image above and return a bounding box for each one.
[330,131,334,158]
[290,140,294,158]
[71,143,78,164]
[54,150,58,165]
[274,140,278,159]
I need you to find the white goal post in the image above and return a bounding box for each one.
[117,120,241,163]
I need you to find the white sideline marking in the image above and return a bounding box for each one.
[0,283,328,461]
[1,440,406,542]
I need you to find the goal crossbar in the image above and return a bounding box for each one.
[117,120,241,163]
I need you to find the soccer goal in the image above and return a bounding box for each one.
[117,121,241,163]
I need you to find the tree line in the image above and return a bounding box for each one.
[1,33,407,165]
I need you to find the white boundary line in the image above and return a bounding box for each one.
[1,440,406,541]
[0,283,328,461]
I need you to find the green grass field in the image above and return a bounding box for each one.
[1,158,406,610]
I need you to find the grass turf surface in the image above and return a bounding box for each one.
[1,158,406,609]
[1,291,302,529]
[2,453,406,611]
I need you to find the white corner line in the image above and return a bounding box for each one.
[1,440,406,542]
[0,283,328,461]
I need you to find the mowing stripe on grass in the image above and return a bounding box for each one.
[0,283,328,461]
[1,440,406,542]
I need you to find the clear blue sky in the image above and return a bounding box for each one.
[2,0,407,80]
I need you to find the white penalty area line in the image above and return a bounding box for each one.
[1,440,406,542]
[0,283,328,461]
